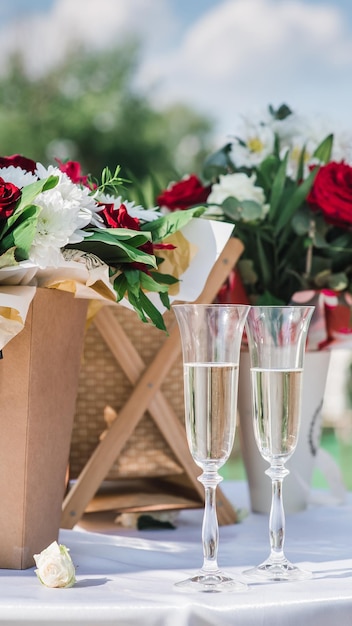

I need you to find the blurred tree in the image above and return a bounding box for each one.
[0,43,213,191]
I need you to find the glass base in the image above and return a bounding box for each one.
[243,558,312,582]
[175,570,248,593]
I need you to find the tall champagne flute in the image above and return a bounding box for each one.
[173,303,249,592]
[244,305,314,581]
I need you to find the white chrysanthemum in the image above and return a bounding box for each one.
[95,192,162,222]
[29,179,100,268]
[230,119,275,168]
[35,163,102,227]
[0,165,37,187]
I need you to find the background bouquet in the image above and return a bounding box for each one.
[0,154,205,332]
[157,104,352,348]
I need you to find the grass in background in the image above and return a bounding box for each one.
[221,427,352,490]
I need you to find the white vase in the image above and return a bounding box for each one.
[237,350,331,514]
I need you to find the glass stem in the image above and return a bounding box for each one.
[266,465,289,563]
[198,470,222,573]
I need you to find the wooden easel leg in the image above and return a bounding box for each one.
[93,307,237,525]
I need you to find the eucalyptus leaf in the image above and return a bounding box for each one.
[291,207,311,235]
[237,259,258,285]
[222,196,265,223]
[327,272,348,291]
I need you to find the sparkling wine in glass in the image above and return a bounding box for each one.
[244,305,314,581]
[173,303,249,592]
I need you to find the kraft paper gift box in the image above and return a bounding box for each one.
[0,287,88,569]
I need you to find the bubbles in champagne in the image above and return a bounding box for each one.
[184,363,239,468]
[251,368,303,463]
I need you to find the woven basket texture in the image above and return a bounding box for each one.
[70,305,184,480]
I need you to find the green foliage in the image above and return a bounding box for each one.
[0,44,213,183]
[201,131,352,304]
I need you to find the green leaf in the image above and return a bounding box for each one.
[11,175,58,220]
[296,145,307,183]
[269,103,293,121]
[256,154,280,194]
[126,287,167,332]
[275,167,317,234]
[202,143,234,181]
[112,273,128,302]
[237,259,258,285]
[291,206,311,235]
[256,230,272,289]
[268,151,289,222]
[221,196,240,221]
[0,204,41,258]
[313,134,333,164]
[139,272,169,293]
[327,272,348,291]
[69,228,157,268]
[137,290,167,331]
[257,290,285,305]
[141,206,206,242]
[159,290,171,310]
[149,270,179,285]
[124,168,149,207]
[222,197,265,223]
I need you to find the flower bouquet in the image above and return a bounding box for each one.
[0,153,228,569]
[0,154,207,346]
[157,104,352,513]
[157,104,352,350]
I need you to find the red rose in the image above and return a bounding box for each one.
[307,161,352,227]
[0,177,21,219]
[0,154,36,173]
[99,203,141,230]
[157,174,211,211]
[56,159,92,187]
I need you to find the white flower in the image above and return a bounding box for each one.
[207,172,269,221]
[271,113,352,177]
[230,117,275,168]
[0,165,37,187]
[33,541,76,588]
[36,163,101,227]
[95,193,162,222]
[29,166,102,267]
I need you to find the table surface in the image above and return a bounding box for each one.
[1,481,352,626]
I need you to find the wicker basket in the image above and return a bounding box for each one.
[70,305,185,481]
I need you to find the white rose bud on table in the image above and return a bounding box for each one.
[33,541,76,588]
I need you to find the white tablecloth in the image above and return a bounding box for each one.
[1,481,352,626]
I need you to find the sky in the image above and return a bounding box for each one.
[0,0,351,144]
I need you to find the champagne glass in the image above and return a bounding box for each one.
[243,305,314,581]
[173,303,249,592]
